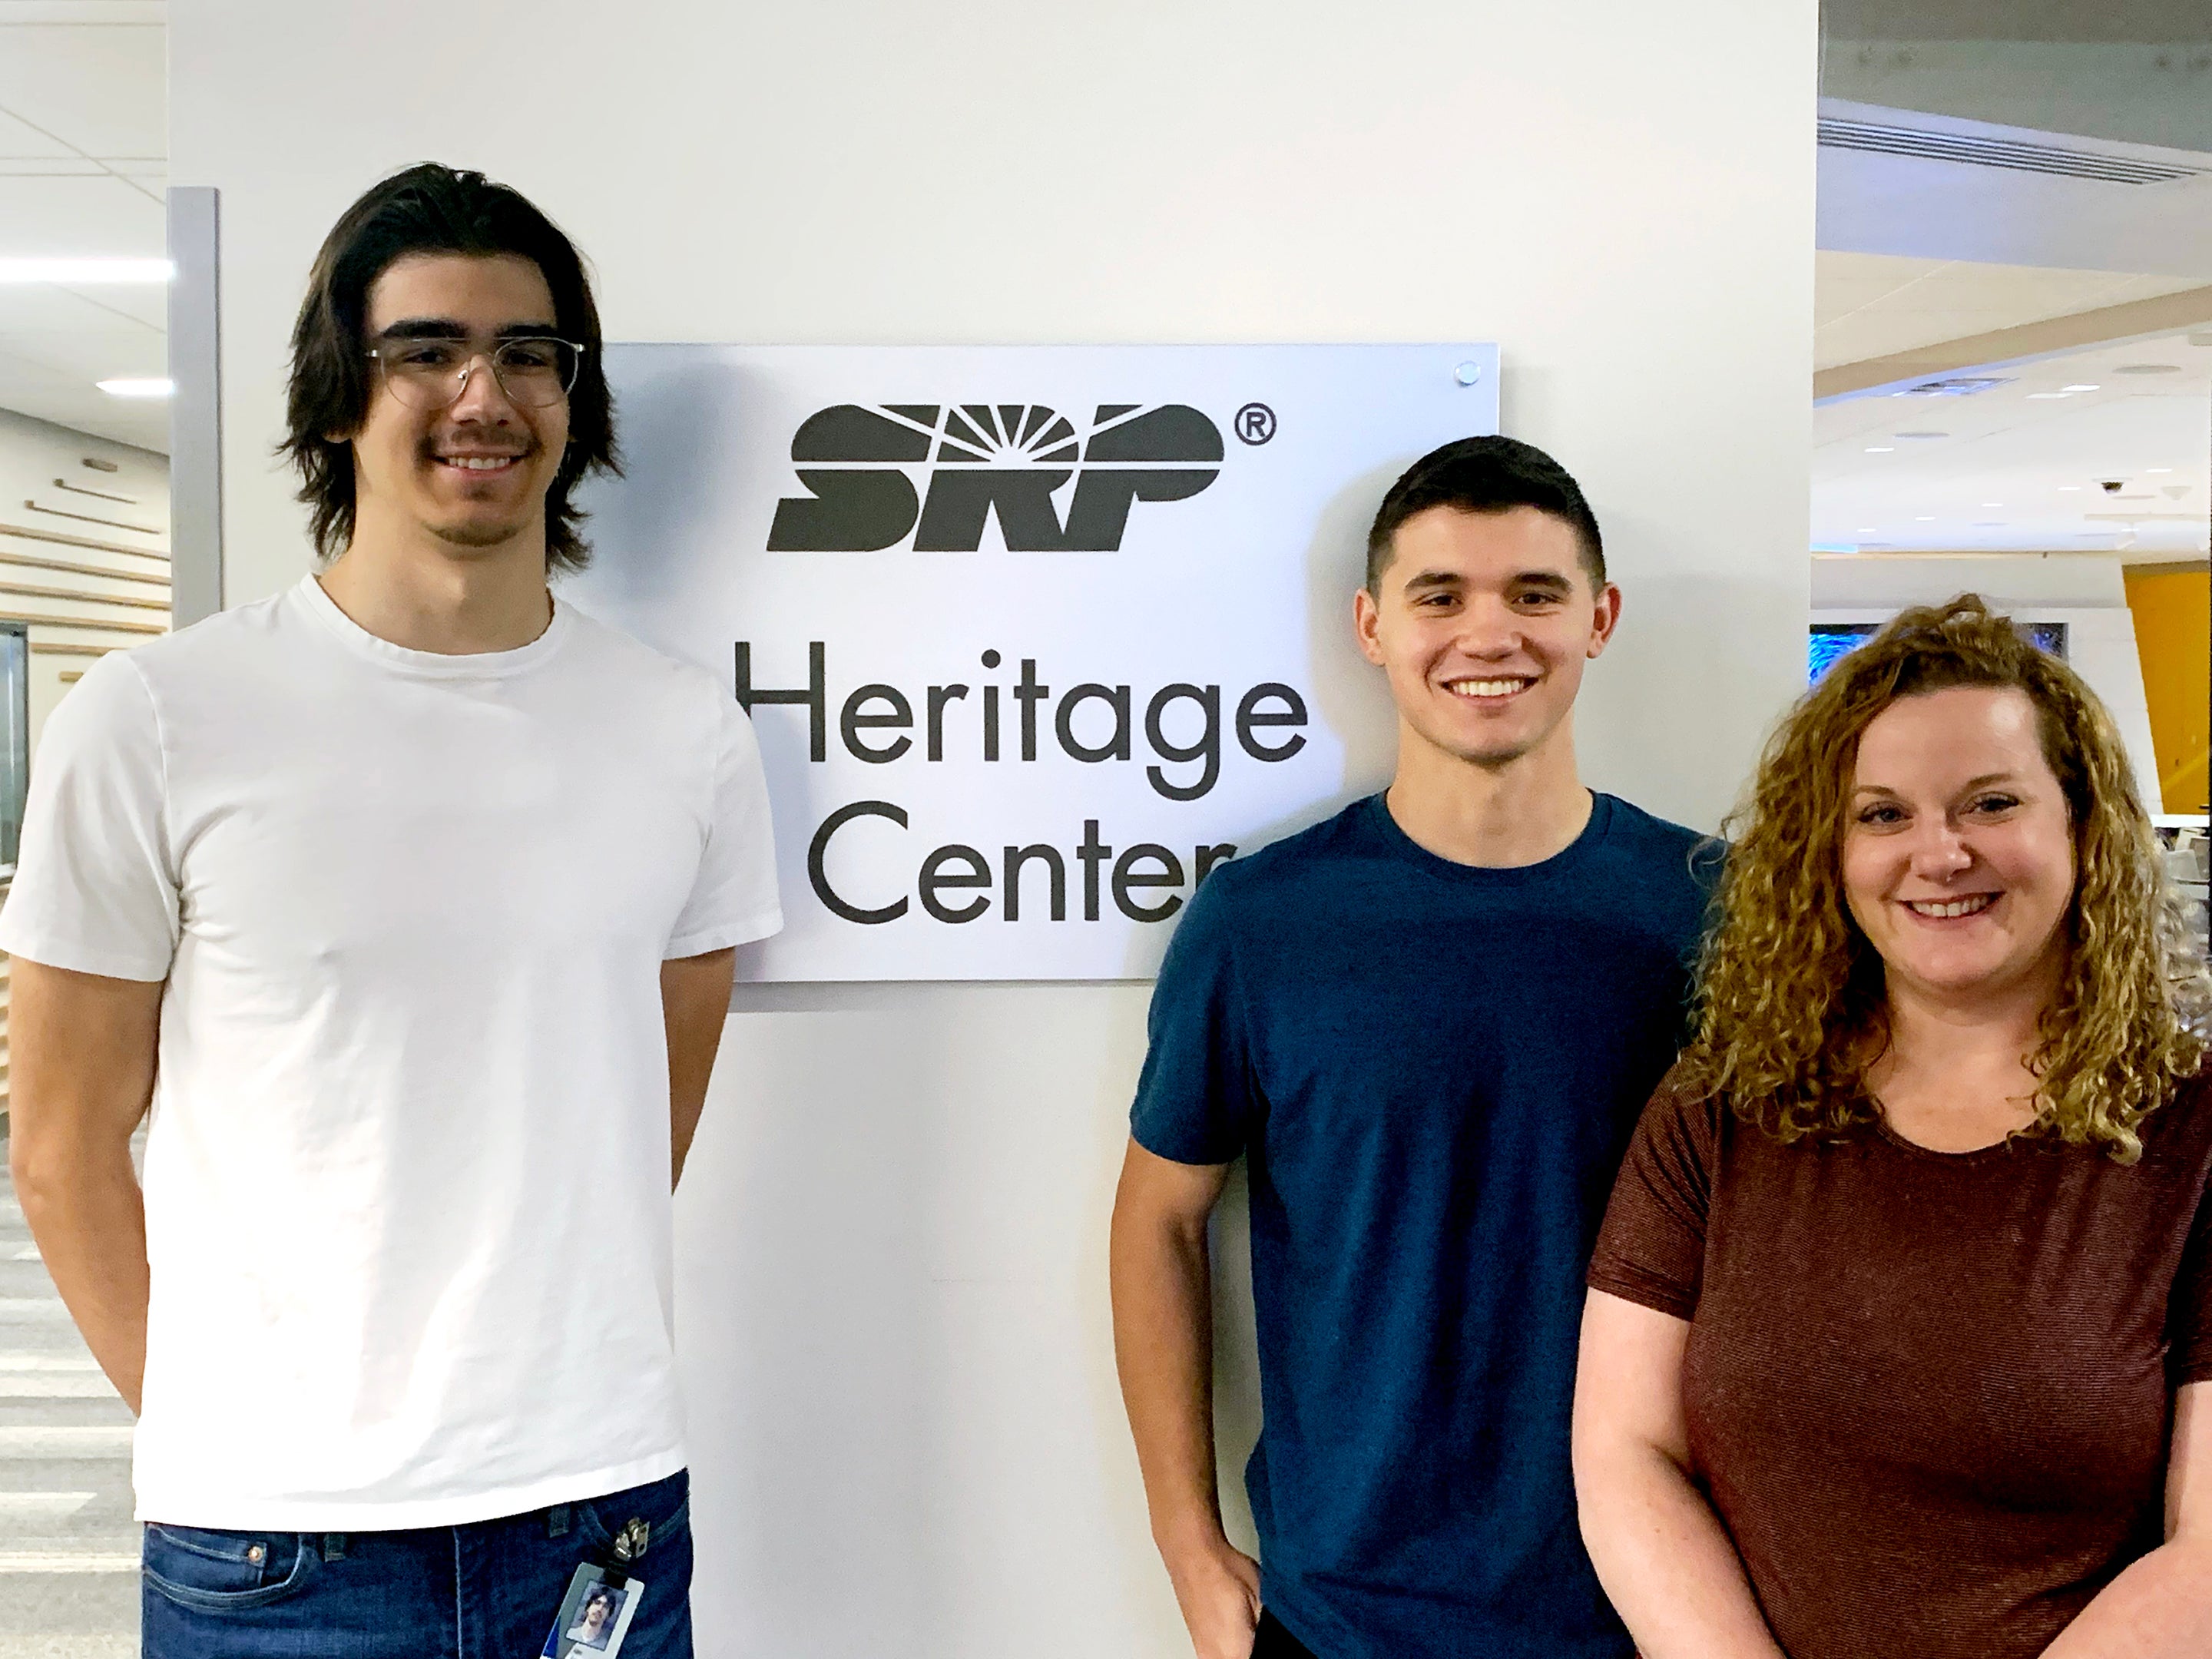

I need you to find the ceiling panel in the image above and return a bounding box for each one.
[0,3,170,451]
[1815,250,2206,370]
[0,18,166,159]
[1813,329,2211,558]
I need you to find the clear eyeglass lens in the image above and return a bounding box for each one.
[376,339,578,409]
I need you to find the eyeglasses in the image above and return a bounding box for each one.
[366,335,586,410]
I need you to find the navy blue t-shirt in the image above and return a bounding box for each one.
[1131,792,1711,1659]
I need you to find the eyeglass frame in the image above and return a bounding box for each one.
[363,331,590,411]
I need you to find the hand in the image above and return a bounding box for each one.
[1164,1535,1263,1659]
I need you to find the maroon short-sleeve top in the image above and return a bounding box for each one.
[1588,1064,2212,1659]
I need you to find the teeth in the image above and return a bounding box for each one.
[1906,896,1995,919]
[1449,678,1529,697]
[442,455,517,470]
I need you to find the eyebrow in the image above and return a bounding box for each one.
[1511,571,1575,595]
[1399,567,1576,595]
[1852,771,2024,798]
[373,318,561,341]
[1400,569,1464,594]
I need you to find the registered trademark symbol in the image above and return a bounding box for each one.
[1233,402,1277,445]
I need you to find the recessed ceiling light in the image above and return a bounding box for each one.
[2026,392,2072,400]
[2061,384,2100,392]
[0,257,174,284]
[96,377,174,399]
[1864,445,1896,452]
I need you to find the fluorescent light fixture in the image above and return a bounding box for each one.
[96,377,174,399]
[2147,467,2173,474]
[2061,384,2100,392]
[1856,527,1878,534]
[1914,515,1936,521]
[1864,445,1895,452]
[2026,392,2071,399]
[0,257,174,284]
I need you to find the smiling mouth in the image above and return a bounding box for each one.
[432,452,528,474]
[1902,894,1997,920]
[1444,676,1535,700]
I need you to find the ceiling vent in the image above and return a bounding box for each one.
[1817,119,2204,186]
[1891,376,2013,399]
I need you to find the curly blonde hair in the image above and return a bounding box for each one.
[1682,594,2210,1161]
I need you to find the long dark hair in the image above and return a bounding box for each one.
[278,163,621,571]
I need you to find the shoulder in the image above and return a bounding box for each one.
[2140,1065,2212,1168]
[1591,794,1723,916]
[1212,796,1382,889]
[115,588,292,688]
[1595,793,1708,866]
[1641,1057,1731,1138]
[1154,800,1376,969]
[554,604,730,717]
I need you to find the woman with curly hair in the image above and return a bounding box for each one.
[1571,595,2212,1659]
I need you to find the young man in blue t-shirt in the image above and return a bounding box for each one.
[1109,436,1709,1659]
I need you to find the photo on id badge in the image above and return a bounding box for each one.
[543,1567,643,1657]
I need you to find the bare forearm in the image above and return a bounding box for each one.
[1578,1443,1785,1659]
[13,1136,148,1412]
[1110,1212,1226,1556]
[2039,1538,2212,1657]
[662,949,734,1188]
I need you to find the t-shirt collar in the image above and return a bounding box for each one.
[292,574,571,679]
[1365,788,1614,883]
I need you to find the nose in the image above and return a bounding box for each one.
[1452,594,1525,658]
[1905,818,1973,881]
[448,352,519,422]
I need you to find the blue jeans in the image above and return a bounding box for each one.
[141,1470,693,1659]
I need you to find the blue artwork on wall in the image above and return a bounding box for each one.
[1808,621,2068,685]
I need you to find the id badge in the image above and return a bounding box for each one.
[541,1564,644,1657]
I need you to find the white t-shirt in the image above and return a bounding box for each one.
[0,575,780,1528]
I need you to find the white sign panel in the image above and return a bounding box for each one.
[565,344,1498,982]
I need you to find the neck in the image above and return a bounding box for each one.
[1877,956,2060,1087]
[319,505,553,655]
[1384,714,1592,868]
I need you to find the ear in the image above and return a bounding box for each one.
[1353,585,1387,667]
[1585,581,1624,660]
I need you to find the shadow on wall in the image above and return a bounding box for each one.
[572,358,748,605]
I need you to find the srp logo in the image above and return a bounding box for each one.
[767,402,1224,552]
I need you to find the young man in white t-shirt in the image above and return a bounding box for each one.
[1,164,779,1658]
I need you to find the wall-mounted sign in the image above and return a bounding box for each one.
[567,344,1499,982]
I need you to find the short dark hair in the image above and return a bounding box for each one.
[279,164,620,571]
[1365,435,1604,593]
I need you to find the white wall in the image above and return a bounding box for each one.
[0,406,171,759]
[168,4,1818,1654]
[1813,552,2164,808]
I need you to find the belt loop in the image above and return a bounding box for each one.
[548,1505,570,1539]
[321,1533,348,1561]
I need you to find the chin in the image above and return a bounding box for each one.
[429,518,532,552]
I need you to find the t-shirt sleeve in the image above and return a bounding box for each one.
[665,692,782,958]
[1586,1063,1722,1320]
[2174,1161,2212,1387]
[0,654,177,981]
[1128,871,1258,1167]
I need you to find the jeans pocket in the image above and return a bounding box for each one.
[142,1525,314,1612]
